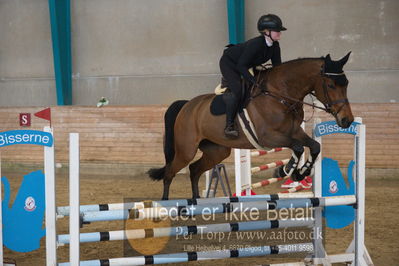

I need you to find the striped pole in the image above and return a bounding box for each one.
[280,185,306,194]
[243,192,314,199]
[250,147,288,157]
[81,196,356,223]
[279,177,312,194]
[58,243,313,266]
[266,263,307,266]
[58,219,313,244]
[250,176,290,189]
[58,197,270,216]
[58,193,314,217]
[251,159,289,174]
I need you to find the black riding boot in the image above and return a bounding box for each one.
[223,92,239,138]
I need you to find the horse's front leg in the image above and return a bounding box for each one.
[275,141,304,181]
[298,135,320,180]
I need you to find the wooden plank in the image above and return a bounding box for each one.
[0,104,398,167]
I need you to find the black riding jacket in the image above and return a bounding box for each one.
[222,35,282,84]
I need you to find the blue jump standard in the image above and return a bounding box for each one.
[58,243,313,266]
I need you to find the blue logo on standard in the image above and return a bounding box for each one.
[315,121,360,137]
[0,130,53,147]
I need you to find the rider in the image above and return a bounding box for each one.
[219,14,287,138]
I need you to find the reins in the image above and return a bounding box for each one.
[250,83,329,113]
[249,64,348,118]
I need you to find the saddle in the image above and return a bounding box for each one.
[210,89,248,116]
[210,69,257,116]
[210,68,272,149]
[211,83,270,149]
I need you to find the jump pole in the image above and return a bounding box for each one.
[312,118,325,264]
[44,127,57,266]
[58,192,316,217]
[69,133,80,266]
[60,243,314,266]
[355,120,372,265]
[80,195,356,223]
[58,219,313,244]
[250,147,288,157]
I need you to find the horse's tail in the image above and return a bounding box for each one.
[163,100,189,164]
[148,100,189,181]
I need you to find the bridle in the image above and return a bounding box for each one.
[320,64,349,116]
[251,64,349,117]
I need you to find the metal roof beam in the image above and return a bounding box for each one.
[227,0,245,44]
[48,0,72,105]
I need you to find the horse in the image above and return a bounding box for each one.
[148,52,353,200]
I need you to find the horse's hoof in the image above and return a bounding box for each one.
[290,171,306,182]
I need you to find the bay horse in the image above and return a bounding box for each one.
[148,53,353,200]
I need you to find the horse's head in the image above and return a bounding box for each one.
[314,52,354,128]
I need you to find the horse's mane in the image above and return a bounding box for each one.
[256,57,324,76]
[282,57,324,65]
[252,57,325,92]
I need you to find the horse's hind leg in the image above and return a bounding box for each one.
[162,140,199,200]
[188,140,231,199]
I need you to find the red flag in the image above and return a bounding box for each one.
[34,108,51,127]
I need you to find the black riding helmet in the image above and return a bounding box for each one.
[257,14,287,32]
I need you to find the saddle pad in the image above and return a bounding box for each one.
[214,83,227,95]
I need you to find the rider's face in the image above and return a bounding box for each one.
[270,30,281,41]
